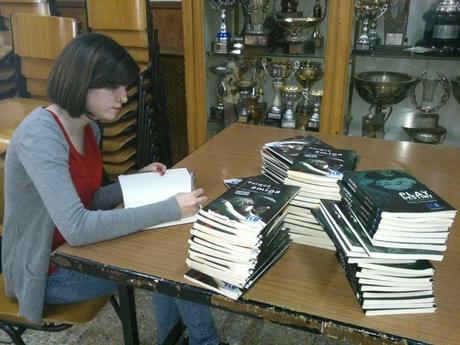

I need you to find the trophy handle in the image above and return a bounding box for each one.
[383,105,393,124]
[376,3,388,19]
[410,71,427,110]
[319,0,328,24]
[261,57,269,76]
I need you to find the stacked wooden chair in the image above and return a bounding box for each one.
[85,0,171,178]
[0,12,76,156]
[0,0,58,99]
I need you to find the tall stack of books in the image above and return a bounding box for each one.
[261,136,359,250]
[313,169,457,316]
[184,176,299,299]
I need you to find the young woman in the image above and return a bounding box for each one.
[2,33,223,345]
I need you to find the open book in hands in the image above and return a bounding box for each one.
[118,167,197,229]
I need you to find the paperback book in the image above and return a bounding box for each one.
[184,176,299,299]
[342,170,457,220]
[119,167,196,229]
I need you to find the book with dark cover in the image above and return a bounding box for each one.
[342,170,456,219]
[335,247,435,315]
[263,135,327,165]
[336,203,445,261]
[289,143,359,180]
[201,176,299,230]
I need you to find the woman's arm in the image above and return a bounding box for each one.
[18,116,181,246]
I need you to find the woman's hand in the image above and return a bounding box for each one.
[175,188,207,218]
[139,162,166,175]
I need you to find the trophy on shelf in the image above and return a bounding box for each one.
[245,57,269,114]
[275,16,322,54]
[416,0,460,56]
[262,58,299,126]
[235,79,257,123]
[452,76,460,103]
[311,0,325,49]
[307,89,323,131]
[209,65,233,125]
[208,0,238,53]
[294,60,323,129]
[279,0,301,18]
[280,85,302,128]
[354,0,389,51]
[241,0,272,47]
[353,71,417,138]
[403,71,451,144]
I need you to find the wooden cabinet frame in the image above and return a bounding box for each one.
[182,0,354,152]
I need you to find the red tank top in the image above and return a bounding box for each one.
[48,110,103,274]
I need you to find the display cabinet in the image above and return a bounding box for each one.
[346,0,460,147]
[182,0,459,152]
[183,0,354,151]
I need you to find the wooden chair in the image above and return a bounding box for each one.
[0,1,58,99]
[0,0,57,29]
[85,0,152,72]
[0,225,112,345]
[85,0,172,173]
[10,12,78,100]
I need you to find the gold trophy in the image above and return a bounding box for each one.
[295,60,323,129]
[354,71,416,138]
[275,16,322,54]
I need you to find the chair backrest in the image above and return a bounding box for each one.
[0,0,56,30]
[10,12,78,99]
[85,0,152,71]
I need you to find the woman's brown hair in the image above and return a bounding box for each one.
[47,32,140,118]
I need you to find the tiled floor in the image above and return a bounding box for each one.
[0,289,350,345]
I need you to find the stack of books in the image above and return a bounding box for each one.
[261,136,359,250]
[313,169,457,316]
[184,176,299,299]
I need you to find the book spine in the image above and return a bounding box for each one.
[335,251,364,306]
[341,175,382,218]
[340,194,380,237]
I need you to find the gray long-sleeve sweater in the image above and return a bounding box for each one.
[2,108,181,323]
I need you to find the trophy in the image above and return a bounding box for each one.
[241,0,272,47]
[354,0,389,51]
[353,71,416,138]
[452,76,460,103]
[294,60,323,128]
[280,85,302,128]
[262,58,299,126]
[235,79,256,123]
[311,0,325,48]
[208,0,238,53]
[245,57,269,114]
[416,0,460,56]
[209,65,233,125]
[306,89,323,131]
[275,16,322,54]
[281,0,299,13]
[403,71,451,144]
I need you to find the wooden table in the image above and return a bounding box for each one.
[53,123,460,345]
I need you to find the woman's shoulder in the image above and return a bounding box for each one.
[12,107,65,147]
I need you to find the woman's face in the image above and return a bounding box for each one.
[86,86,128,121]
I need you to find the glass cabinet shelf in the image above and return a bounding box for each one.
[207,46,326,59]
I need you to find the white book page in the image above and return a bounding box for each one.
[118,168,197,229]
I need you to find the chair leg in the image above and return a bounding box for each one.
[109,295,121,320]
[0,322,27,345]
[161,320,186,345]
